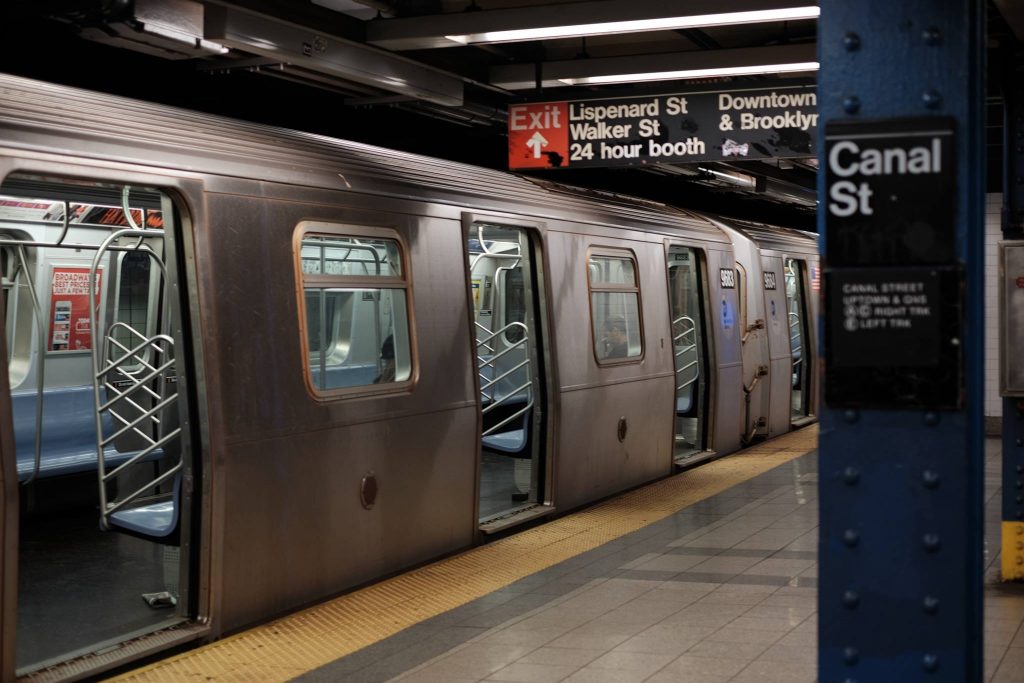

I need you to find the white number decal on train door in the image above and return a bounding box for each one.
[720,268,736,289]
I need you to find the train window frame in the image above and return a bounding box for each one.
[498,260,526,345]
[109,249,161,370]
[293,223,416,399]
[586,247,644,365]
[735,262,748,332]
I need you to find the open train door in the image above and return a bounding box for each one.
[0,177,204,678]
[0,290,17,682]
[464,216,552,532]
[665,243,712,466]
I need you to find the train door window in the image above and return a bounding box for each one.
[296,229,412,394]
[588,250,642,363]
[667,246,709,462]
[501,267,526,344]
[785,257,810,418]
[111,250,157,366]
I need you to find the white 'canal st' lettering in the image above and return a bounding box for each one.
[828,138,942,177]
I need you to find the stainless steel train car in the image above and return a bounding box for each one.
[0,74,818,680]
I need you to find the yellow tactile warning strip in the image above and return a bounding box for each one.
[1002,521,1024,581]
[113,425,818,682]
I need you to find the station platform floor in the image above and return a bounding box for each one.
[111,425,1024,683]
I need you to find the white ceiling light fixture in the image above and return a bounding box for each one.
[445,7,819,45]
[559,61,819,86]
[367,0,820,51]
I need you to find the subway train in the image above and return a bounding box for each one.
[0,74,818,679]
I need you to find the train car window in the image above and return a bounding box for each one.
[501,267,526,343]
[588,251,642,362]
[296,231,412,394]
[111,251,156,366]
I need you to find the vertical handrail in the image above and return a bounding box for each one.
[673,315,700,391]
[89,225,179,528]
[788,312,802,371]
[15,245,46,485]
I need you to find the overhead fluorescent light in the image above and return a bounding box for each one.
[445,6,819,45]
[490,44,817,90]
[559,61,819,86]
[368,1,820,51]
[697,166,759,189]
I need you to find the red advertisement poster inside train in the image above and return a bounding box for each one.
[49,267,102,352]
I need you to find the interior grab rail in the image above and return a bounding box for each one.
[469,225,522,270]
[788,312,802,370]
[89,223,181,530]
[476,321,534,437]
[673,315,700,391]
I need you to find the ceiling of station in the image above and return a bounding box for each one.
[1,0,1021,230]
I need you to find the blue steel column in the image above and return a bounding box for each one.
[817,2,985,683]
[1002,58,1024,578]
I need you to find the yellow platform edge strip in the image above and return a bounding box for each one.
[1002,521,1024,581]
[114,425,818,682]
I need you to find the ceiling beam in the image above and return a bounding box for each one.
[204,4,464,106]
[490,43,816,89]
[365,0,818,50]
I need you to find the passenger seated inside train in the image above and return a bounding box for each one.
[374,334,396,384]
[601,316,629,359]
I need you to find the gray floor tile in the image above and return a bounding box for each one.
[758,643,817,664]
[406,643,536,680]
[587,650,675,676]
[646,670,730,683]
[693,591,769,607]
[743,558,816,576]
[731,657,817,683]
[614,624,715,655]
[660,653,750,677]
[547,629,633,651]
[703,625,786,645]
[730,615,802,631]
[518,647,604,668]
[686,639,772,660]
[479,627,570,649]
[484,661,580,683]
[726,574,793,587]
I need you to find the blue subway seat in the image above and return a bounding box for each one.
[108,473,180,544]
[13,386,163,481]
[482,428,527,454]
[481,405,531,457]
